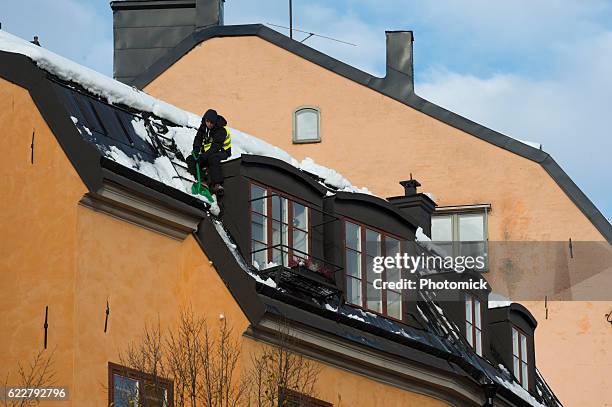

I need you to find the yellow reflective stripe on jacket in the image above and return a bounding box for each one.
[222,126,232,150]
[202,126,231,152]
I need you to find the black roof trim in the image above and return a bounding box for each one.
[239,154,328,195]
[130,24,612,243]
[193,220,266,323]
[334,191,420,231]
[101,158,209,211]
[259,294,465,377]
[490,303,538,330]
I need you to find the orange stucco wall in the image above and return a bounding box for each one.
[143,36,611,406]
[0,78,250,405]
[0,78,451,406]
[241,337,450,407]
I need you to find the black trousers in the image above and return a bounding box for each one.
[187,150,229,185]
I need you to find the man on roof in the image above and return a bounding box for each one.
[187,109,232,196]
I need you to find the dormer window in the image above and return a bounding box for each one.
[465,293,483,356]
[293,107,321,143]
[431,205,490,271]
[512,327,529,390]
[344,220,403,320]
[250,183,310,269]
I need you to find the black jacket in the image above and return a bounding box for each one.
[193,115,229,159]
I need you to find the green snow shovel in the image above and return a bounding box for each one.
[191,155,214,203]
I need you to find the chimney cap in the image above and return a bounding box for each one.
[400,179,421,188]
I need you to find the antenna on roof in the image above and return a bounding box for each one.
[289,0,293,39]
[266,23,357,46]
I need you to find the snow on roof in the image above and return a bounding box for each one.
[0,30,369,195]
[516,138,543,150]
[497,365,547,407]
[488,292,512,309]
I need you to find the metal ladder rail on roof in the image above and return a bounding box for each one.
[142,116,197,192]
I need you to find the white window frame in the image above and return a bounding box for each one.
[344,220,403,320]
[465,293,483,356]
[249,183,311,270]
[512,326,529,390]
[292,106,321,143]
[431,204,490,270]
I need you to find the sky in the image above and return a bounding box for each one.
[1,0,611,220]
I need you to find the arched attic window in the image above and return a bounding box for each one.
[293,106,321,143]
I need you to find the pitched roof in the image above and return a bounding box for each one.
[0,33,561,406]
[129,23,612,243]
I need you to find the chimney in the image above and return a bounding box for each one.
[380,30,414,100]
[196,0,224,30]
[387,176,436,237]
[110,0,224,84]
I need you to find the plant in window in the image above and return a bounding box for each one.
[288,257,335,282]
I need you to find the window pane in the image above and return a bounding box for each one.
[459,241,487,260]
[251,185,266,214]
[272,220,288,266]
[512,328,519,356]
[113,374,138,407]
[293,203,308,230]
[345,222,361,251]
[346,277,362,305]
[272,220,288,246]
[431,216,453,241]
[365,229,381,256]
[466,322,473,346]
[521,335,528,362]
[346,249,361,278]
[295,109,319,141]
[252,241,268,269]
[513,356,520,379]
[475,328,482,356]
[366,283,382,312]
[459,213,484,241]
[293,229,308,256]
[142,383,168,407]
[271,195,288,222]
[521,363,529,389]
[475,299,481,328]
[251,213,267,243]
[385,237,401,282]
[465,296,473,323]
[366,255,379,282]
[387,290,402,319]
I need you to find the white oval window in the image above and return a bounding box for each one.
[293,107,320,143]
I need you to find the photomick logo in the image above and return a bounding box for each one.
[370,253,489,292]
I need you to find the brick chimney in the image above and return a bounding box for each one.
[110,0,224,84]
[387,177,436,236]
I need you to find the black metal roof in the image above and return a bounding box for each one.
[126,23,612,244]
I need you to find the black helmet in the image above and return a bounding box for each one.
[203,109,218,123]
